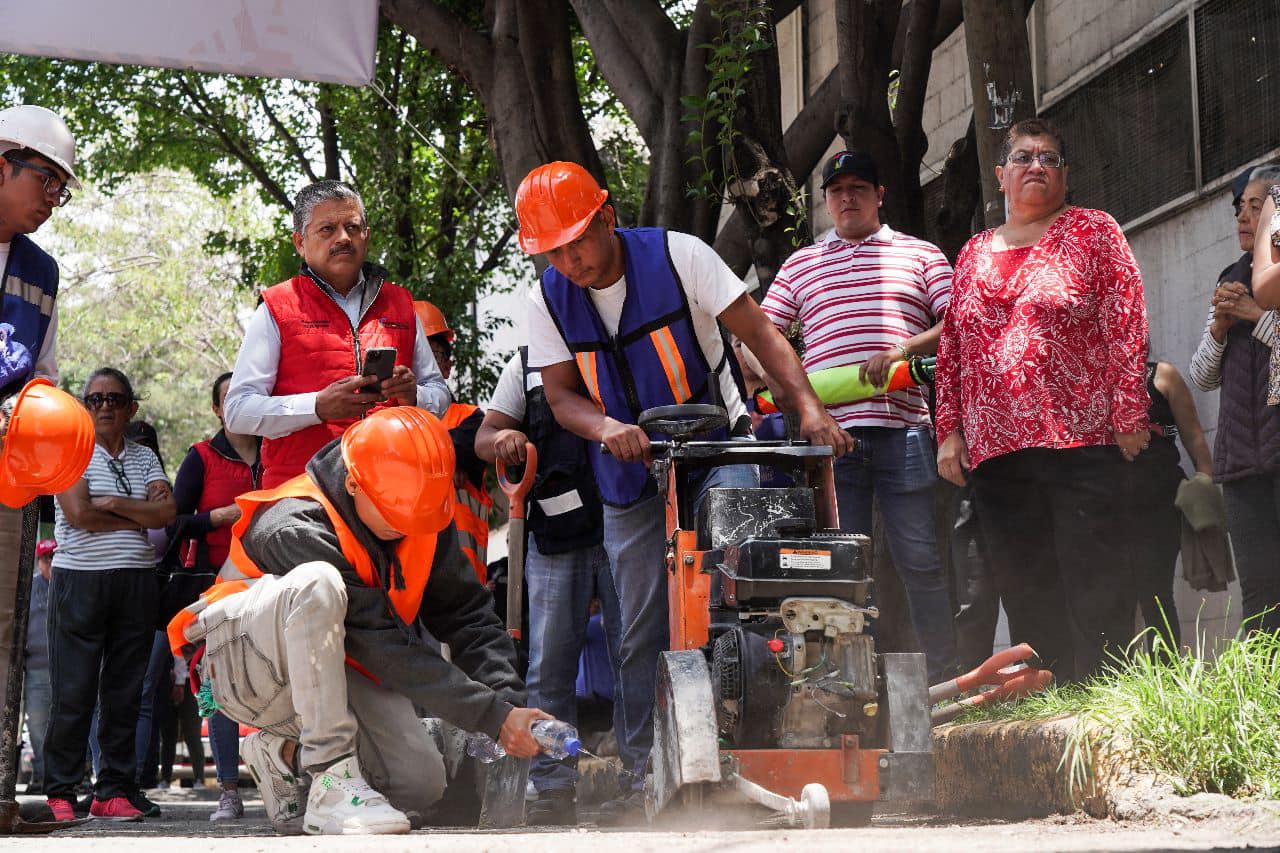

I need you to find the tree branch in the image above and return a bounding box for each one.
[570,0,676,142]
[255,85,320,183]
[380,0,495,98]
[174,76,294,210]
[713,69,839,274]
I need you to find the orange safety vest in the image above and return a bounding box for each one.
[167,473,438,658]
[442,402,493,584]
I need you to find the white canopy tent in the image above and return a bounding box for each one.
[0,0,379,85]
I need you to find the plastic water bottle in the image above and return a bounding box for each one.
[530,720,581,760]
[464,721,581,763]
[465,733,507,763]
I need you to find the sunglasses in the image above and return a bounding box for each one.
[84,392,131,410]
[106,458,132,497]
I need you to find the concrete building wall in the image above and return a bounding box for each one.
[1037,0,1181,94]
[1128,188,1244,647]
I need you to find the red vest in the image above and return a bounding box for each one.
[191,439,258,568]
[260,274,417,488]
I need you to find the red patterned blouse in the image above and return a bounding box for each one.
[935,206,1150,468]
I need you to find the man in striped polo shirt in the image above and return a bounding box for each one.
[760,149,956,683]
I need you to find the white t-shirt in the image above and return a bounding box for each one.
[52,440,169,571]
[526,230,748,423]
[487,351,529,421]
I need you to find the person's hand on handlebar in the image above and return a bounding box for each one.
[798,404,854,457]
[599,417,651,464]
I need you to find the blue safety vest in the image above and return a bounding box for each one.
[541,227,726,506]
[1,235,57,383]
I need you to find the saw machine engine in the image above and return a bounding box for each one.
[710,526,879,751]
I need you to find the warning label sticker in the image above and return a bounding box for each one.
[779,548,832,571]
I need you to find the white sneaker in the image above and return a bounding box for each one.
[303,756,410,836]
[241,731,308,835]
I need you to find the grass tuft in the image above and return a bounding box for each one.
[954,621,1280,799]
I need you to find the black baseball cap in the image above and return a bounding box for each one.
[821,150,879,190]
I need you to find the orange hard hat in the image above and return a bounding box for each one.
[341,407,455,536]
[413,301,454,342]
[515,161,609,255]
[0,379,94,508]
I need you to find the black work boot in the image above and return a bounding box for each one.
[526,788,577,826]
[594,787,646,827]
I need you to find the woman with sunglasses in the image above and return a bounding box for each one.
[44,367,175,823]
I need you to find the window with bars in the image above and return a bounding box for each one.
[1042,18,1195,226]
[1196,0,1280,183]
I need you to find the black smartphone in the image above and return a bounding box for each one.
[361,347,397,399]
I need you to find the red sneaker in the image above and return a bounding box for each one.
[46,797,76,822]
[89,796,143,821]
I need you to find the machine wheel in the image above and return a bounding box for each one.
[830,801,874,828]
[799,784,831,829]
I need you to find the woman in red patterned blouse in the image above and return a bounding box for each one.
[934,118,1151,681]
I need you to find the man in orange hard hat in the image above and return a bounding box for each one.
[168,408,547,836]
[223,181,451,490]
[516,161,851,822]
[413,300,493,583]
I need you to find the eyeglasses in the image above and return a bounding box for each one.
[1006,151,1066,169]
[84,392,130,410]
[3,153,72,206]
[106,458,132,497]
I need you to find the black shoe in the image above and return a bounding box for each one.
[527,788,577,827]
[128,790,162,818]
[24,780,43,795]
[72,794,93,816]
[595,788,645,827]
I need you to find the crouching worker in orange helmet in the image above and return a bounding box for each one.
[168,407,549,836]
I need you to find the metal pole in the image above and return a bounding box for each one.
[0,500,38,830]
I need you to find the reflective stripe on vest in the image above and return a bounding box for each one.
[259,274,417,488]
[440,402,493,583]
[540,227,724,506]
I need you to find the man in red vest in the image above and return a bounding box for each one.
[223,181,451,488]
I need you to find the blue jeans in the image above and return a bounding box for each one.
[835,427,956,684]
[605,461,758,784]
[525,540,621,792]
[24,665,50,788]
[207,712,241,784]
[135,630,171,785]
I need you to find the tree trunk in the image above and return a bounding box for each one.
[720,0,810,291]
[959,0,1036,228]
[383,0,604,215]
[892,0,942,238]
[933,115,982,261]
[833,0,907,229]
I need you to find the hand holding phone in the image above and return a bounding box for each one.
[361,347,397,400]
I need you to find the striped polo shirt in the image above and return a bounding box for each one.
[761,225,953,429]
[52,439,168,571]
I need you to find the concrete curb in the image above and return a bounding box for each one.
[932,715,1280,829]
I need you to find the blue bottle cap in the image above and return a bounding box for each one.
[564,737,582,757]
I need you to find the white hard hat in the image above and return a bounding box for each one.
[0,106,79,190]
